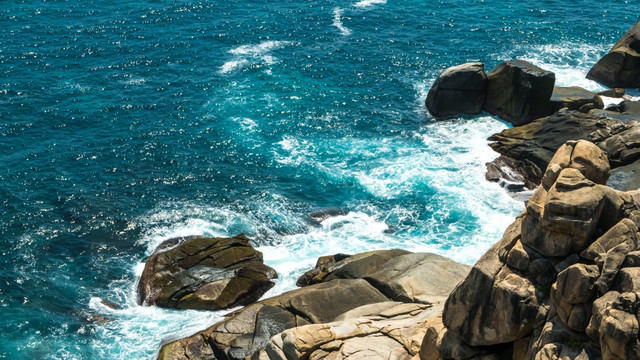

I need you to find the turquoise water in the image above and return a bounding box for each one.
[1,0,638,358]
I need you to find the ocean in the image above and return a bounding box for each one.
[1,0,638,358]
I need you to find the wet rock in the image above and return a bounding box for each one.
[483,60,555,126]
[587,20,640,88]
[488,110,639,186]
[138,234,277,310]
[426,62,488,117]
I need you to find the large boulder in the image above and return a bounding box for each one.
[138,234,276,310]
[587,20,640,88]
[425,62,488,117]
[488,110,640,186]
[483,60,556,126]
[437,140,640,360]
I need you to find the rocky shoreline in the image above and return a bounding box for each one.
[131,20,640,360]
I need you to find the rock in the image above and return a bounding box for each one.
[425,62,488,117]
[597,88,625,98]
[528,316,600,360]
[442,216,548,346]
[364,253,471,304]
[586,291,640,360]
[587,20,640,88]
[488,110,638,185]
[296,249,410,287]
[420,316,446,360]
[612,267,640,292]
[264,302,439,360]
[307,208,349,224]
[549,86,604,112]
[554,264,599,304]
[483,60,556,126]
[158,279,391,360]
[580,218,638,261]
[594,243,630,294]
[138,234,277,310]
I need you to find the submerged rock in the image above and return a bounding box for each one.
[138,234,276,311]
[587,20,640,88]
[425,62,488,117]
[483,59,556,126]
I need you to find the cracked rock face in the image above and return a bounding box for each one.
[431,140,640,360]
[138,234,277,310]
[157,251,470,360]
[488,110,640,186]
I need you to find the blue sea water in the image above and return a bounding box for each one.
[1,0,639,358]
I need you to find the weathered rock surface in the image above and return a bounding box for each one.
[488,110,640,186]
[483,60,556,126]
[262,302,441,360]
[435,140,640,360]
[426,62,488,117]
[296,249,410,287]
[158,279,390,360]
[549,86,604,113]
[138,234,277,310]
[158,249,470,360]
[587,20,640,88]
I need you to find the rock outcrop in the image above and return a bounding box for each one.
[260,302,441,360]
[157,251,470,360]
[138,234,277,310]
[425,62,488,117]
[587,20,640,88]
[488,110,640,186]
[422,140,640,360]
[483,60,556,126]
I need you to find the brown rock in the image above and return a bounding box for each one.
[581,218,638,261]
[483,60,555,126]
[138,235,277,310]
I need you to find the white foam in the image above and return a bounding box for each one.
[353,0,387,8]
[505,43,610,91]
[332,8,351,36]
[219,41,292,74]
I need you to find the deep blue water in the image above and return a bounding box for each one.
[1,0,639,358]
